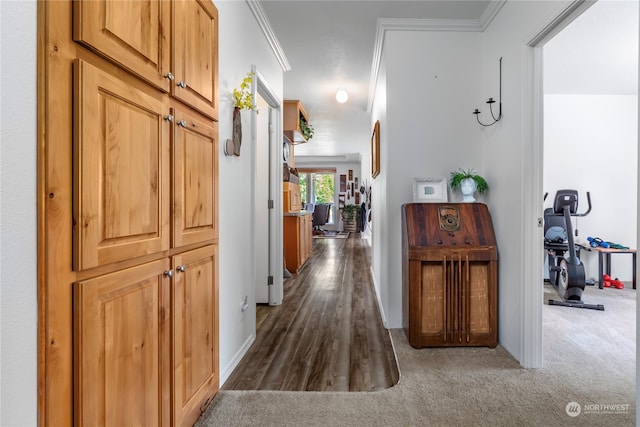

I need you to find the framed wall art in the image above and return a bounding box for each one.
[413,177,448,203]
[371,120,380,178]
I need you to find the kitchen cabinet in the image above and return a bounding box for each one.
[284,212,313,273]
[283,100,310,144]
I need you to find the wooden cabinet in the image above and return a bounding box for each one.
[40,1,220,424]
[74,245,218,427]
[402,203,498,348]
[171,246,218,427]
[74,0,171,92]
[172,109,218,247]
[173,0,219,119]
[283,182,302,213]
[283,100,310,144]
[73,0,218,120]
[73,59,171,270]
[284,213,312,273]
[73,259,172,426]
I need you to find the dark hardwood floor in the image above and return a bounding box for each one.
[222,233,399,392]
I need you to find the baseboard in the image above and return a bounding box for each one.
[219,333,255,386]
[370,266,388,328]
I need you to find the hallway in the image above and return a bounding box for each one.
[223,234,399,391]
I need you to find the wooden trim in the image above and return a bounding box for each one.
[39,0,77,424]
[296,168,337,174]
[37,1,47,423]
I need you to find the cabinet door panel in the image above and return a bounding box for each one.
[174,0,218,119]
[173,109,218,247]
[74,0,170,92]
[173,246,219,427]
[74,259,171,427]
[74,60,170,270]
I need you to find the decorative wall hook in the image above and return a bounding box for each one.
[473,57,502,127]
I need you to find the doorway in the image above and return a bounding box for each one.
[251,67,284,306]
[527,0,638,368]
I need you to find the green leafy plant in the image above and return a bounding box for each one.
[232,71,258,112]
[340,204,360,220]
[449,168,489,194]
[300,118,314,140]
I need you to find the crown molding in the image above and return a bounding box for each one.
[367,1,507,112]
[246,0,291,71]
[479,1,507,30]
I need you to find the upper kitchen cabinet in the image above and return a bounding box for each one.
[74,0,172,92]
[283,100,311,144]
[173,0,219,120]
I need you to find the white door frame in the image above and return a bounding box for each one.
[521,0,596,368]
[251,65,283,306]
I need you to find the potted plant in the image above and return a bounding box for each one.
[340,204,360,232]
[299,118,314,140]
[449,168,488,202]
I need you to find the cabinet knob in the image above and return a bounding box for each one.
[177,265,187,273]
[177,119,187,128]
[164,269,174,278]
[164,72,174,81]
[177,81,187,89]
[164,114,174,123]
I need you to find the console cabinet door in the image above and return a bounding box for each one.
[73,0,171,92]
[173,0,219,119]
[173,109,218,247]
[73,259,171,427]
[73,59,170,270]
[172,245,219,427]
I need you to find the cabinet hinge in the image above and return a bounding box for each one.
[267,275,274,286]
[268,199,274,209]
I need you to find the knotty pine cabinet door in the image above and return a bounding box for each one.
[73,0,171,92]
[73,59,170,271]
[172,245,219,427]
[173,0,219,119]
[173,109,218,247]
[73,258,172,427]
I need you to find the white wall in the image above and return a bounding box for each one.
[544,94,638,281]
[369,1,576,362]
[373,30,483,328]
[0,1,38,425]
[370,54,388,324]
[478,0,573,361]
[216,0,284,383]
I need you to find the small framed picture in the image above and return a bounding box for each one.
[413,177,448,203]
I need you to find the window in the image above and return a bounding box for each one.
[298,170,335,224]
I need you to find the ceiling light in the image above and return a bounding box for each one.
[335,89,349,103]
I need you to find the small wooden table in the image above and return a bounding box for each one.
[592,247,636,289]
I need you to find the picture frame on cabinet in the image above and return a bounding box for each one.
[413,177,448,203]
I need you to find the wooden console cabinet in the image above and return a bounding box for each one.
[284,212,313,273]
[402,203,498,348]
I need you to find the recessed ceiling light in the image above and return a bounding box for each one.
[335,89,349,103]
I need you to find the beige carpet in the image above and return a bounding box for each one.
[196,284,635,426]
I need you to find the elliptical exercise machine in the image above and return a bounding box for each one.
[543,190,604,310]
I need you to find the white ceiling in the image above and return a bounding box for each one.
[260,0,638,158]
